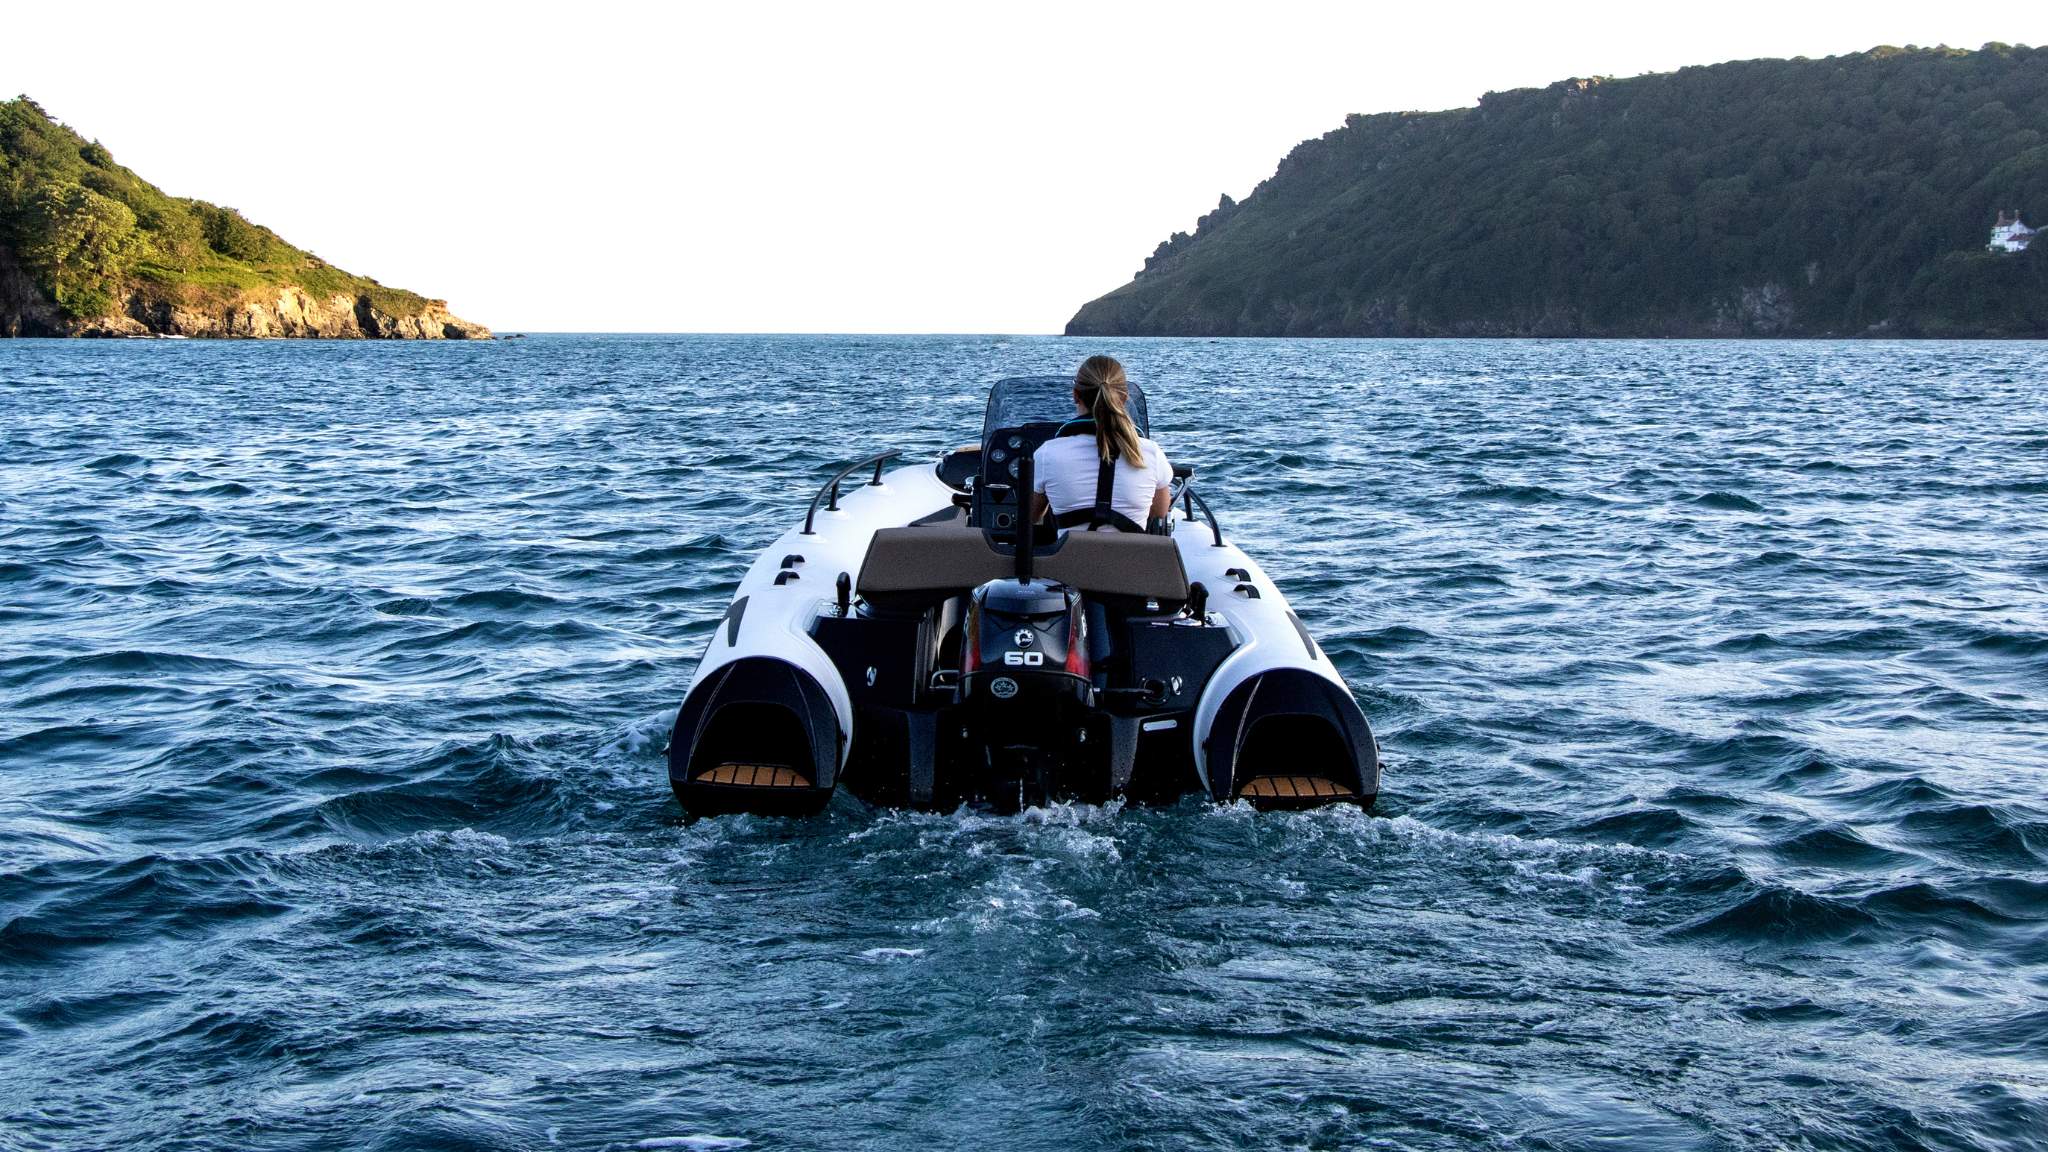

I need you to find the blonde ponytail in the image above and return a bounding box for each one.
[1074,355,1143,465]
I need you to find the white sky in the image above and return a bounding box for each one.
[7,2,2045,333]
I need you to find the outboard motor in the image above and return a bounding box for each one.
[960,577,1091,807]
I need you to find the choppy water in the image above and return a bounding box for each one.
[2,335,2045,1151]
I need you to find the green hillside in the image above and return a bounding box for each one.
[1067,45,2048,338]
[0,97,484,338]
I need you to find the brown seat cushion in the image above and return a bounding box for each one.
[857,524,1188,604]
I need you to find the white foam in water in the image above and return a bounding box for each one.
[1053,897,1099,920]
[858,946,926,961]
[411,827,513,852]
[601,708,678,757]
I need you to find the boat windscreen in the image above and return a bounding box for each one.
[982,376,1149,443]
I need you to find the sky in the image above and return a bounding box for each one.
[7,2,2047,333]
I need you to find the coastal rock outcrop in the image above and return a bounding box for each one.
[0,245,64,337]
[108,285,487,339]
[1,267,491,339]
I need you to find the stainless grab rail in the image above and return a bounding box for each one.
[1178,483,1224,547]
[801,450,902,535]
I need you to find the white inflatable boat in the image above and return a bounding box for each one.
[667,376,1379,816]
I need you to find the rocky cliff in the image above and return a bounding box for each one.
[0,247,488,339]
[1,97,488,339]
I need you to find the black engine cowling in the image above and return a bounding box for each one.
[959,577,1094,806]
[963,578,1088,710]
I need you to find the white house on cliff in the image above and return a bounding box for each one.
[1988,210,2035,253]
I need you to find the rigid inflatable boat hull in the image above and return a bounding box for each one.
[665,462,1377,816]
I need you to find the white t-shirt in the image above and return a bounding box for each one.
[1032,433,1172,528]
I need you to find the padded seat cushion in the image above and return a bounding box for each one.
[858,524,1188,603]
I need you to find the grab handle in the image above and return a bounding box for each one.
[1178,483,1225,547]
[802,450,902,535]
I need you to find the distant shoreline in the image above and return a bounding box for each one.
[7,331,2047,343]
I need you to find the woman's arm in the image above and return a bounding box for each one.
[1147,442,1174,520]
[1031,492,1050,524]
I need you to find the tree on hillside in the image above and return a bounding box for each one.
[19,181,141,318]
[196,204,271,262]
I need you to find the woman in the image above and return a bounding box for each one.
[1029,355,1173,533]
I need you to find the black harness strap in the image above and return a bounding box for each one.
[1052,507,1145,533]
[1051,418,1146,534]
[1090,445,1119,530]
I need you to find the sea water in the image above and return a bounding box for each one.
[1,335,2044,1150]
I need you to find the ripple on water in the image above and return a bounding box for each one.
[1688,490,1764,512]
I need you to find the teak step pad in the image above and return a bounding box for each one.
[1238,775,1354,800]
[696,763,814,788]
